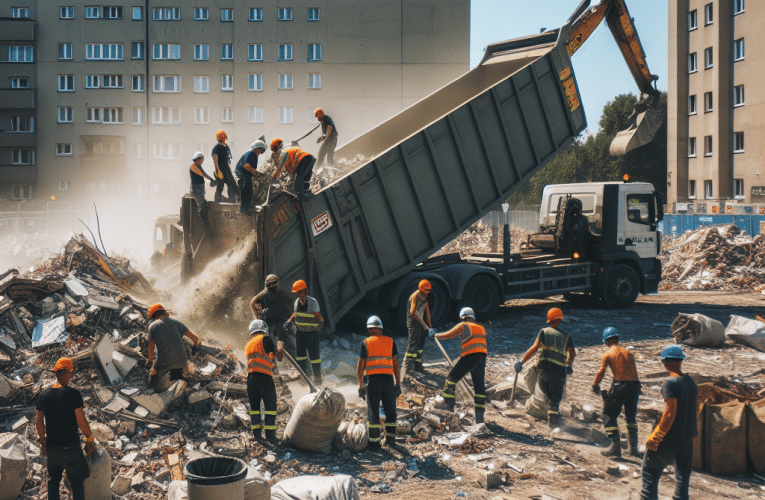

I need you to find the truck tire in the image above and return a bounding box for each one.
[457,275,500,321]
[395,281,450,332]
[602,264,639,309]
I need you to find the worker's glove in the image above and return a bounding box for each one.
[261,308,268,321]
[145,359,152,369]
[566,366,573,376]
[428,328,437,341]
[191,344,199,356]
[645,429,665,452]
[591,384,601,394]
[394,384,402,398]
[514,361,523,374]
[283,321,292,332]
[358,387,366,401]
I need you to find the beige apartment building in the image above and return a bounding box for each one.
[0,1,470,214]
[668,0,764,211]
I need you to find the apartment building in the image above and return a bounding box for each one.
[668,0,763,209]
[0,1,470,213]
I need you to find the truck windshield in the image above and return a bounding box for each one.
[626,194,654,225]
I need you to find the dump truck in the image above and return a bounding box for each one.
[176,0,664,332]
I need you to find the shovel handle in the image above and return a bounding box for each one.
[281,350,318,393]
[509,371,519,405]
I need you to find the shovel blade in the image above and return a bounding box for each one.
[609,107,662,156]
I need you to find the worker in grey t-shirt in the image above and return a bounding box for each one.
[285,280,324,384]
[146,303,201,390]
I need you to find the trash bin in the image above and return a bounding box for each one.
[184,456,248,500]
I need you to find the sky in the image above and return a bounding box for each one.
[470,0,669,134]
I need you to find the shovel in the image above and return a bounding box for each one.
[433,337,474,399]
[509,364,520,406]
[609,105,662,156]
[281,350,319,393]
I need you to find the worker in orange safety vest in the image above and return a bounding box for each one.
[245,319,284,444]
[270,138,316,199]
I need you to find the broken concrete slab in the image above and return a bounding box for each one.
[111,476,132,497]
[187,390,214,413]
[117,420,136,436]
[112,351,137,378]
[90,422,115,442]
[95,335,123,386]
[64,278,89,297]
[10,416,28,431]
[478,471,507,490]
[31,315,68,348]
[0,374,23,405]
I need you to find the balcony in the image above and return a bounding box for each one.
[0,132,36,147]
[0,165,36,183]
[0,89,35,109]
[0,19,35,42]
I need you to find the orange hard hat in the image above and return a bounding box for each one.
[418,279,432,293]
[53,357,74,373]
[314,108,324,118]
[270,138,283,152]
[148,303,166,319]
[216,129,227,142]
[292,280,307,293]
[547,307,564,323]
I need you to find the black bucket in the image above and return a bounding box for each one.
[184,456,248,486]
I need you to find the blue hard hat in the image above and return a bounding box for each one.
[249,319,268,335]
[602,327,619,343]
[367,315,383,329]
[661,344,686,361]
[459,307,475,319]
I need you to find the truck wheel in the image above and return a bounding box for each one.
[602,264,639,309]
[458,275,500,320]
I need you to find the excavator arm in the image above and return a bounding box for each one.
[564,0,662,155]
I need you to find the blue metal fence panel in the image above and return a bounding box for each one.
[734,215,752,235]
[752,216,765,236]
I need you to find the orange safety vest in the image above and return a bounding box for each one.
[459,322,488,357]
[283,147,310,174]
[245,334,275,376]
[363,335,394,376]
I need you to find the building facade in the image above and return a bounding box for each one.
[0,1,470,214]
[668,0,763,210]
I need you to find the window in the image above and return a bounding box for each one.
[132,75,144,92]
[688,9,697,30]
[153,7,181,20]
[194,76,209,93]
[278,8,293,20]
[688,52,697,73]
[85,75,101,88]
[133,6,142,20]
[10,77,29,88]
[56,144,73,156]
[86,44,123,60]
[688,95,697,115]
[307,7,320,21]
[278,44,293,61]
[704,47,713,69]
[153,44,180,60]
[688,137,696,157]
[734,132,744,153]
[279,74,293,89]
[704,92,713,112]
[221,44,233,60]
[109,180,122,191]
[704,180,713,199]
[9,46,34,62]
[12,149,34,165]
[704,136,713,156]
[194,7,208,20]
[248,107,263,123]
[153,143,182,160]
[195,107,210,124]
[132,42,144,60]
[248,44,263,61]
[61,6,75,19]
[734,0,745,15]
[11,116,33,132]
[153,75,181,92]
[221,75,233,91]
[309,73,321,89]
[249,8,263,21]
[221,8,233,21]
[59,43,73,60]
[704,3,713,25]
[626,194,656,225]
[87,107,123,124]
[689,180,696,199]
[58,75,74,92]
[11,185,34,200]
[278,107,293,123]
[308,44,321,61]
[734,179,744,198]
[103,6,122,19]
[59,181,70,191]
[248,74,262,91]
[222,108,233,122]
[734,85,744,107]
[12,7,29,18]
[132,107,144,124]
[103,75,123,88]
[58,107,73,123]
[152,107,181,125]
[85,6,100,18]
[132,142,145,159]
[734,38,745,61]
[194,44,209,60]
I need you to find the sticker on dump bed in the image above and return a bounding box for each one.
[311,211,333,237]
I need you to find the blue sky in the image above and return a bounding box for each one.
[470,0,669,133]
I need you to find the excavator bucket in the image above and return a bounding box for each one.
[609,105,662,156]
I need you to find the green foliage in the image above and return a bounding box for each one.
[508,92,667,206]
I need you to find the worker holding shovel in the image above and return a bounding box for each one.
[245,320,285,445]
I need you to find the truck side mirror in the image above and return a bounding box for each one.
[654,192,665,223]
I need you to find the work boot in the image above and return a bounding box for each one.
[443,380,456,411]
[475,409,485,425]
[627,432,641,458]
[264,430,279,446]
[547,412,561,429]
[414,362,426,374]
[601,433,622,458]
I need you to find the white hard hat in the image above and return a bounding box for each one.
[459,307,475,319]
[366,315,383,329]
[251,140,266,150]
[192,151,204,160]
[249,319,268,335]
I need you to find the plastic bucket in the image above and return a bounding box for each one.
[184,456,248,500]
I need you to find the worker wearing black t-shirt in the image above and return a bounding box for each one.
[35,358,95,500]
[314,108,338,167]
[212,130,239,202]
[236,139,267,213]
[250,274,296,368]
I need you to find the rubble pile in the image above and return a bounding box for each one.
[659,225,765,291]
[434,223,529,258]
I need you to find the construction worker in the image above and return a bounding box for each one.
[356,316,401,451]
[146,303,202,390]
[640,345,698,500]
[514,307,576,427]
[432,307,488,423]
[235,138,267,213]
[285,280,324,384]
[35,357,96,500]
[270,138,316,200]
[404,279,432,374]
[314,108,338,167]
[212,129,239,202]
[250,274,295,363]
[592,327,642,458]
[189,151,215,229]
[245,320,285,444]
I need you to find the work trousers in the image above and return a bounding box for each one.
[602,380,641,437]
[294,156,316,199]
[405,323,426,371]
[444,353,487,417]
[238,174,253,212]
[47,444,90,500]
[247,372,278,437]
[189,183,210,229]
[640,438,694,500]
[317,133,338,167]
[538,370,566,416]
[295,329,322,383]
[214,165,239,202]
[366,374,398,450]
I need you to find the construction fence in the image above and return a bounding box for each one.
[661,214,765,237]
